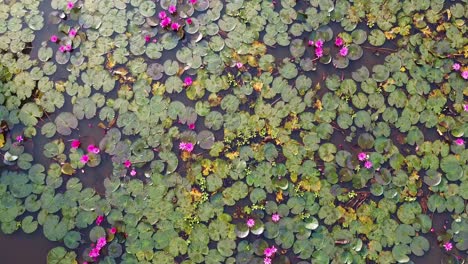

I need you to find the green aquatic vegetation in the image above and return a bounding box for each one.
[0,0,467,263]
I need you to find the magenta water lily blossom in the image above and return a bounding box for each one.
[96,215,104,225]
[159,11,167,20]
[80,155,89,164]
[335,36,344,46]
[87,144,100,154]
[315,47,323,58]
[364,160,373,169]
[171,22,181,31]
[124,160,132,168]
[462,70,468,79]
[453,63,460,71]
[339,46,348,56]
[71,139,80,149]
[179,142,194,152]
[184,77,193,86]
[96,237,107,250]
[443,242,453,251]
[272,213,280,223]
[246,218,255,228]
[168,5,177,14]
[69,28,77,37]
[455,138,465,146]
[161,17,171,27]
[66,1,74,9]
[315,39,323,48]
[358,152,367,161]
[50,35,58,42]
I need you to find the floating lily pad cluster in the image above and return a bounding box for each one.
[0,0,467,264]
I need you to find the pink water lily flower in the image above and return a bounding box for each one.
[186,18,193,25]
[16,135,24,143]
[161,17,171,27]
[462,70,468,80]
[270,246,277,254]
[179,142,187,150]
[168,5,177,14]
[184,142,194,152]
[130,169,137,176]
[171,22,181,31]
[50,35,58,42]
[315,46,323,58]
[96,215,104,225]
[236,62,243,69]
[264,247,274,257]
[71,139,80,149]
[96,237,107,250]
[184,76,193,86]
[124,160,132,168]
[158,11,167,20]
[144,35,151,42]
[69,28,77,37]
[65,44,72,51]
[188,123,195,130]
[80,155,89,164]
[66,1,74,9]
[339,46,348,57]
[314,39,323,48]
[443,242,453,251]
[335,36,344,46]
[272,213,280,223]
[358,152,367,161]
[179,142,194,152]
[464,104,468,112]
[246,218,255,228]
[364,160,373,169]
[59,45,67,53]
[307,40,314,46]
[87,144,100,154]
[455,138,465,146]
[452,63,460,71]
[88,247,100,258]
[110,227,117,234]
[264,257,272,264]
[189,0,197,4]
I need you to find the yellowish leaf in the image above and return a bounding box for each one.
[225,151,239,160]
[253,81,263,92]
[314,99,323,111]
[276,190,283,203]
[152,82,166,96]
[384,31,396,40]
[190,188,202,203]
[61,163,75,176]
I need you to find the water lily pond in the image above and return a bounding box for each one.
[0,0,467,263]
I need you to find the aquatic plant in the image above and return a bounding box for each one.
[0,0,466,263]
